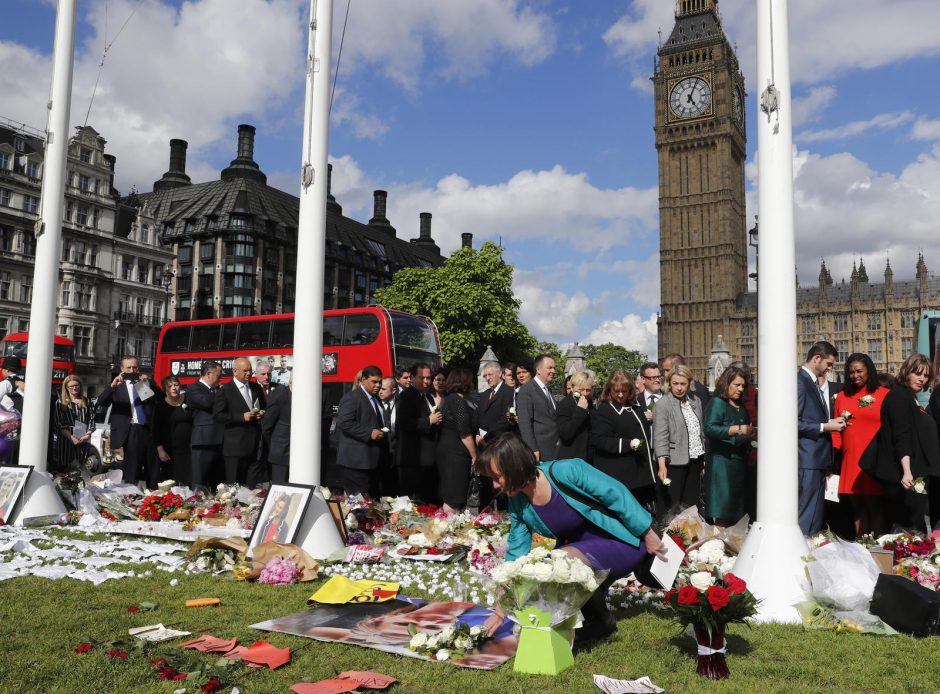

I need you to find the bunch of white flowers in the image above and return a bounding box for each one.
[490,548,599,592]
[408,621,487,661]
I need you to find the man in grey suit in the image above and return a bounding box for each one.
[797,341,846,535]
[187,360,224,490]
[515,354,560,461]
[336,366,387,495]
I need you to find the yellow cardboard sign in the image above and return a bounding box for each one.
[307,575,399,605]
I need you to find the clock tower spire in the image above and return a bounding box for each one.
[653,0,747,375]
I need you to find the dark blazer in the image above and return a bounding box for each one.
[186,379,224,447]
[262,385,291,466]
[476,383,515,444]
[555,395,592,462]
[396,386,439,468]
[515,379,560,460]
[869,386,940,483]
[96,378,161,448]
[591,402,656,489]
[797,367,832,471]
[692,382,711,413]
[336,386,384,470]
[213,379,265,457]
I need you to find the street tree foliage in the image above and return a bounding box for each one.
[582,343,647,387]
[374,241,536,366]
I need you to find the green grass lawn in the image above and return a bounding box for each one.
[1,556,936,694]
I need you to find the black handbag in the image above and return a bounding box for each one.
[466,472,482,511]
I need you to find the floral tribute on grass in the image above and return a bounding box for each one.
[662,570,758,680]
[137,492,184,521]
[407,622,487,661]
[259,556,301,585]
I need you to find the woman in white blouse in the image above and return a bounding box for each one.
[652,364,706,510]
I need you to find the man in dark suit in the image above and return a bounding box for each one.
[636,361,664,425]
[213,357,265,486]
[377,376,399,496]
[396,362,442,502]
[475,360,515,449]
[516,354,560,461]
[96,355,161,487]
[797,341,847,535]
[262,380,292,484]
[336,365,387,495]
[186,360,223,490]
[252,360,278,485]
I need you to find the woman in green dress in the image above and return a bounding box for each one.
[703,365,755,525]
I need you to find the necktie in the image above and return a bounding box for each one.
[543,385,555,410]
[383,401,392,429]
[241,383,253,409]
[372,396,384,426]
[133,392,147,425]
[489,387,496,401]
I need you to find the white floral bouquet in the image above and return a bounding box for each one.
[489,547,605,628]
[407,622,487,661]
[686,538,737,576]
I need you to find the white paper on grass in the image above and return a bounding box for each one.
[129,624,192,642]
[825,474,840,503]
[593,674,664,693]
[649,533,684,589]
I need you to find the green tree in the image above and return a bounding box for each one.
[581,343,647,387]
[374,241,536,366]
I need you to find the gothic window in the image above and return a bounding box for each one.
[836,340,849,364]
[801,317,816,334]
[833,315,849,332]
[900,312,915,330]
[866,313,882,331]
[900,337,913,357]
[867,339,883,362]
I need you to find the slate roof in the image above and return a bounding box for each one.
[661,6,724,54]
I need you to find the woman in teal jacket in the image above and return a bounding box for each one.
[478,434,666,644]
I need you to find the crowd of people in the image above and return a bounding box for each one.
[3,340,940,541]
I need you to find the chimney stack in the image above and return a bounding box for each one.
[410,212,440,255]
[368,189,396,237]
[461,232,473,249]
[220,124,266,184]
[103,153,117,194]
[152,138,192,192]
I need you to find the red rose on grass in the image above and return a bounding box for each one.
[677,585,700,605]
[173,672,188,681]
[127,606,139,613]
[107,648,129,660]
[150,658,168,668]
[202,676,223,692]
[725,573,747,595]
[707,585,731,611]
[159,666,179,680]
[663,588,677,605]
[74,642,93,654]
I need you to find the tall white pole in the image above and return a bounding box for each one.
[12,0,75,523]
[286,0,344,558]
[732,0,807,622]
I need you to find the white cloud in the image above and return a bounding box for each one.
[337,0,556,92]
[374,165,658,255]
[513,270,606,341]
[604,0,940,93]
[792,86,836,127]
[797,111,913,143]
[912,117,940,141]
[745,143,940,285]
[329,85,390,140]
[3,0,307,193]
[575,256,661,310]
[583,313,659,360]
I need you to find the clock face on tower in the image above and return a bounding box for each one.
[669,76,712,119]
[733,87,743,125]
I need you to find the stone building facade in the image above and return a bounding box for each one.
[0,119,173,396]
[138,124,445,323]
[652,1,939,381]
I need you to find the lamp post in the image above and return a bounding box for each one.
[162,268,173,324]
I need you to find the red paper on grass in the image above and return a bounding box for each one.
[179,635,237,653]
[240,640,291,669]
[337,671,397,690]
[290,680,359,694]
[221,645,263,668]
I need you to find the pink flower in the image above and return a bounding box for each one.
[258,556,300,585]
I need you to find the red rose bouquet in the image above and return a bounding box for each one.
[136,492,184,521]
[662,570,758,679]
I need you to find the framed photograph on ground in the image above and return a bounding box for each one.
[0,465,32,524]
[248,483,314,552]
[326,498,348,544]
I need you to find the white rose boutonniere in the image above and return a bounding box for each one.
[629,438,643,451]
[571,390,581,399]
[858,394,876,408]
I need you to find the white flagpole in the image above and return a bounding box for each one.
[12,0,76,523]
[286,0,344,558]
[732,0,807,621]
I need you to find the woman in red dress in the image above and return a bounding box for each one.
[831,353,888,537]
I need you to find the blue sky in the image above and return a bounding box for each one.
[3,0,940,358]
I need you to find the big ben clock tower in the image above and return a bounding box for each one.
[653,0,747,376]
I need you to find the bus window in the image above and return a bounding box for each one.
[271,319,294,349]
[2,341,27,358]
[160,326,191,353]
[191,324,221,352]
[53,343,76,362]
[238,321,271,351]
[323,315,343,347]
[344,314,380,345]
[220,322,238,351]
[390,312,438,353]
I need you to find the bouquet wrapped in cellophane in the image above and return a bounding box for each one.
[488,547,607,674]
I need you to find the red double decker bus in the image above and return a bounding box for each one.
[0,332,76,386]
[154,307,443,406]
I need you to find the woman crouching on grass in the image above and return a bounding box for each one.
[478,434,667,646]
